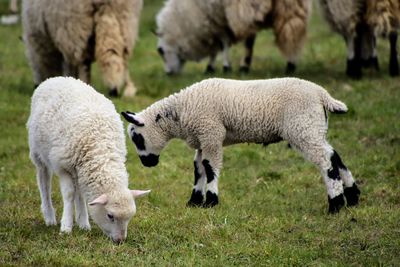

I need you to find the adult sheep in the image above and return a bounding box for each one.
[121,78,360,214]
[27,77,150,243]
[22,0,142,97]
[155,0,312,75]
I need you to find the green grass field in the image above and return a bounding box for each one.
[1,1,399,266]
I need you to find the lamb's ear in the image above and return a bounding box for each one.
[88,194,108,206]
[131,190,151,199]
[121,111,145,126]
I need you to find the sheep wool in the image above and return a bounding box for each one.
[122,78,360,214]
[22,0,142,97]
[156,0,312,74]
[27,77,150,243]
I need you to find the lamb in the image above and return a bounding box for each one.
[22,0,143,97]
[121,78,360,214]
[27,77,150,243]
[155,0,312,75]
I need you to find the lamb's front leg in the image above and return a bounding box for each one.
[187,149,206,207]
[201,144,223,208]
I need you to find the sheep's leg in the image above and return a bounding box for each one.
[222,40,232,73]
[201,145,223,208]
[205,54,216,74]
[187,149,207,207]
[32,154,56,226]
[389,32,399,76]
[59,171,75,233]
[78,59,91,84]
[239,34,256,73]
[333,153,360,207]
[296,143,345,214]
[74,187,91,230]
[346,29,362,78]
[122,69,137,98]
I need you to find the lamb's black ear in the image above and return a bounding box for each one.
[121,111,145,126]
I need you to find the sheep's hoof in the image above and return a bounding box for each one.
[346,59,362,79]
[328,194,345,214]
[108,88,119,97]
[223,65,232,73]
[205,65,215,74]
[239,65,250,74]
[285,62,296,75]
[344,183,360,207]
[202,191,219,208]
[186,190,204,207]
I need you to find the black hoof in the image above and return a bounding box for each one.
[239,65,250,74]
[186,190,203,207]
[344,183,360,207]
[108,88,118,97]
[328,194,345,214]
[202,191,219,208]
[346,59,362,79]
[285,62,296,75]
[223,65,232,73]
[205,65,215,74]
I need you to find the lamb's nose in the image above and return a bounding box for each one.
[112,236,124,244]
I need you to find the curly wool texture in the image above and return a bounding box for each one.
[22,0,142,95]
[156,0,312,63]
[366,0,400,36]
[27,77,129,203]
[137,78,347,152]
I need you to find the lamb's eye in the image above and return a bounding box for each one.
[107,214,114,221]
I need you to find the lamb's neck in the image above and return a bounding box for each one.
[146,93,184,140]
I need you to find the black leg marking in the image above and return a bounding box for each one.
[109,88,118,97]
[285,62,296,75]
[328,150,347,180]
[344,183,360,207]
[187,189,204,207]
[328,194,345,214]
[389,32,399,76]
[203,191,219,208]
[205,65,215,74]
[202,160,215,183]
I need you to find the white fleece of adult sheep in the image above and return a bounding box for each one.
[27,76,150,242]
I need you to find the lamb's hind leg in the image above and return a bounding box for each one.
[58,170,75,233]
[32,154,56,225]
[201,144,223,208]
[297,143,345,213]
[331,151,360,207]
[187,149,207,207]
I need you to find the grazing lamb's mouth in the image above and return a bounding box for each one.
[139,154,159,167]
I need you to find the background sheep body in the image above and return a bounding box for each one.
[22,0,142,97]
[122,78,360,213]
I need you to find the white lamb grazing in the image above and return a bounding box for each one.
[22,0,142,97]
[27,77,150,243]
[122,78,360,214]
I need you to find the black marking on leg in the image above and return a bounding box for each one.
[328,150,348,180]
[109,88,118,97]
[344,183,360,207]
[203,191,219,208]
[328,194,345,214]
[187,189,204,207]
[285,62,296,75]
[202,159,215,183]
[193,161,201,185]
[389,32,399,76]
[205,65,215,74]
[223,65,232,73]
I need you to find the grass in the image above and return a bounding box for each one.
[1,1,399,266]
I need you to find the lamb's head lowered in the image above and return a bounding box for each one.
[88,189,150,244]
[121,111,170,167]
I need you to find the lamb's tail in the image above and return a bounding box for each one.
[320,90,348,114]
